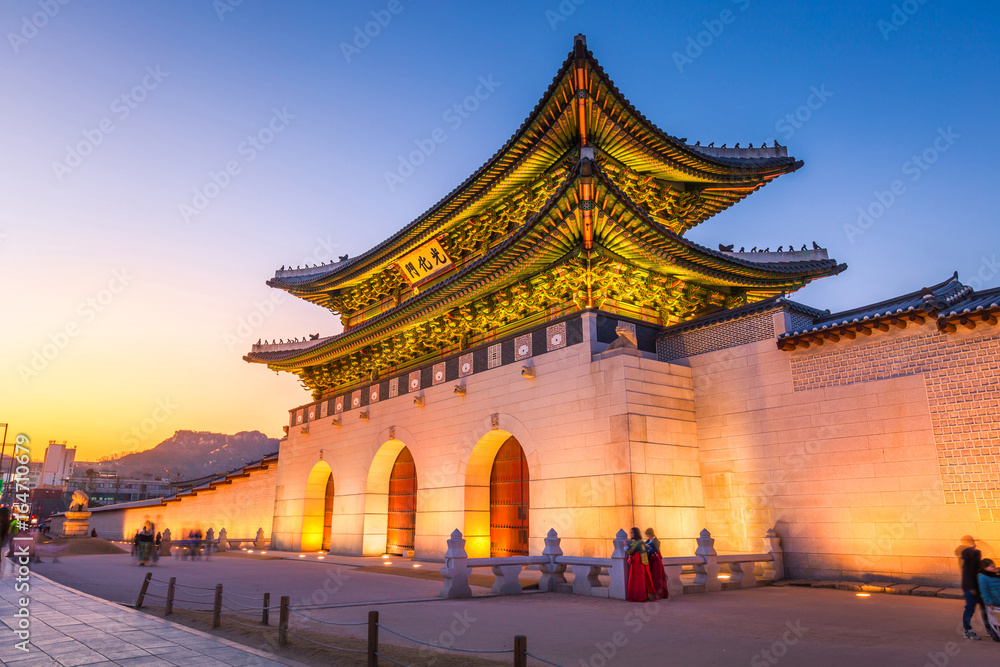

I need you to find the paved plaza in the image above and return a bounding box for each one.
[10,552,999,666]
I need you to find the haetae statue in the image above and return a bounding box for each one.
[69,489,89,511]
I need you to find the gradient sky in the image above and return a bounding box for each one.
[2,1,997,461]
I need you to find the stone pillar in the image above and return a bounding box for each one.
[608,529,628,600]
[160,528,172,557]
[765,529,784,581]
[439,529,472,599]
[538,529,567,592]
[694,529,721,592]
[255,527,265,548]
[216,528,228,552]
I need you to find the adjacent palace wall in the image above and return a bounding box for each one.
[50,456,277,542]
[663,306,999,586]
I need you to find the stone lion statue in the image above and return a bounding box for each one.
[69,490,89,511]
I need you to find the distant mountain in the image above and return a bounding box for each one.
[99,430,280,481]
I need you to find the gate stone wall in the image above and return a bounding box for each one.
[686,315,1000,585]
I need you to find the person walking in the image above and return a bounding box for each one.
[135,526,154,566]
[978,559,1000,642]
[959,536,999,640]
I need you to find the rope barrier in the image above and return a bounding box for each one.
[172,582,217,591]
[376,624,514,654]
[146,580,170,587]
[374,652,412,667]
[286,608,367,626]
[285,629,367,654]
[526,651,565,666]
[220,596,265,610]
[172,590,215,597]
[219,614,269,630]
[223,590,265,600]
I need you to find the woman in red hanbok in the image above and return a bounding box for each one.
[625,527,656,602]
[645,528,668,600]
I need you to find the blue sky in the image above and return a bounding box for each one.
[2,0,997,457]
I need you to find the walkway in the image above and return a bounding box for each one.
[0,556,307,666]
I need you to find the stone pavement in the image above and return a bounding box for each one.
[0,556,308,666]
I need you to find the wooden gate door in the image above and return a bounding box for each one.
[490,437,529,557]
[386,447,416,554]
[322,474,334,551]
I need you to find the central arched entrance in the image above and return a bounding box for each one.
[322,474,335,551]
[489,437,529,557]
[464,424,532,558]
[386,447,416,554]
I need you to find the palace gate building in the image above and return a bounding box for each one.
[81,35,996,586]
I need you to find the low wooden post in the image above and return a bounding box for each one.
[262,592,270,625]
[212,584,223,628]
[165,577,176,615]
[278,596,289,646]
[135,572,152,609]
[513,634,527,667]
[367,610,379,666]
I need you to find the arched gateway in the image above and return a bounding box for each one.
[489,437,529,557]
[302,460,334,552]
[386,447,417,554]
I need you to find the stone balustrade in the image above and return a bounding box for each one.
[440,527,783,600]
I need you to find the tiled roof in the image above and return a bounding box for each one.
[779,273,973,339]
[940,286,1000,319]
[659,295,828,336]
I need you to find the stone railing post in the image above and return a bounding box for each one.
[663,563,684,598]
[608,528,628,600]
[694,529,721,592]
[439,529,472,599]
[491,564,524,595]
[255,527,265,548]
[538,529,567,592]
[160,528,172,557]
[728,561,757,588]
[765,528,784,581]
[216,528,228,552]
[205,527,214,543]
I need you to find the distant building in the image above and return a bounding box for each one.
[40,441,75,488]
[67,468,173,505]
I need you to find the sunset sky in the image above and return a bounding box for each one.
[3,1,997,461]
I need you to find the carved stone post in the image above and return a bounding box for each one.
[694,529,721,592]
[216,528,228,552]
[608,528,628,600]
[492,564,524,595]
[255,527,265,548]
[765,528,784,581]
[160,528,172,557]
[439,529,472,599]
[538,529,567,592]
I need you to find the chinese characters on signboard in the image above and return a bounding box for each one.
[394,238,454,287]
